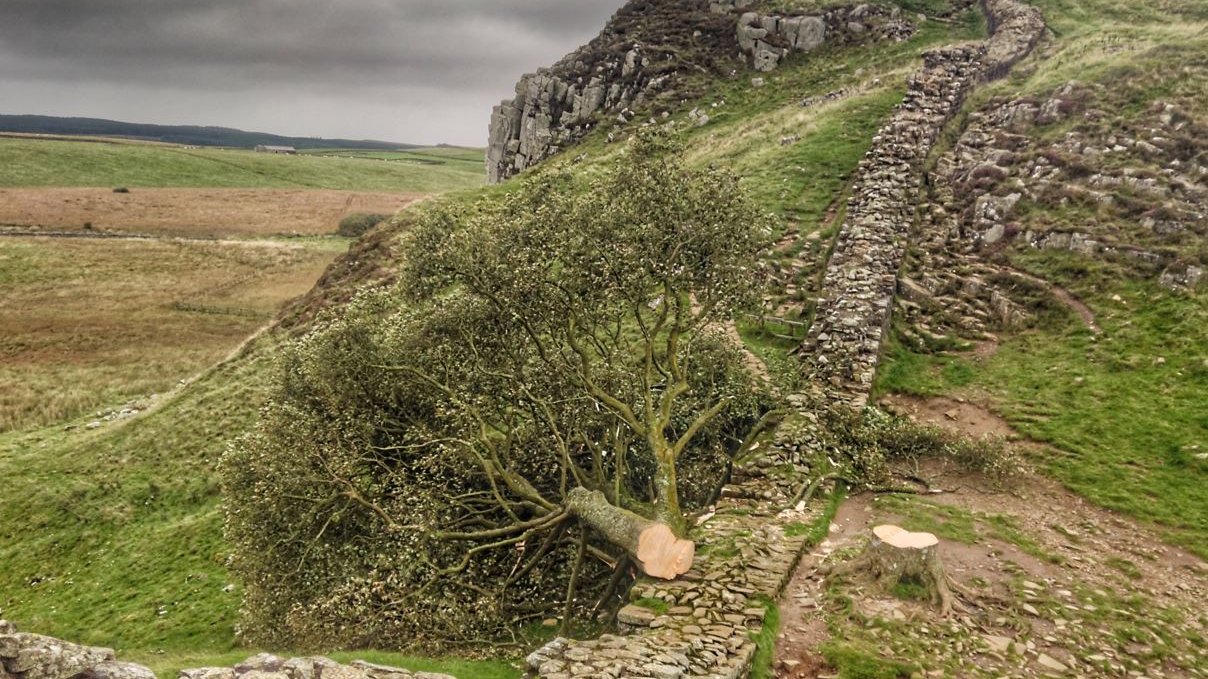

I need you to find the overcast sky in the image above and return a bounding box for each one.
[0,0,624,147]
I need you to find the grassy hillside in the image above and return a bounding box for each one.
[298,147,485,166]
[0,138,484,192]
[0,0,1203,673]
[0,1,988,653]
[877,0,1208,555]
[0,338,519,679]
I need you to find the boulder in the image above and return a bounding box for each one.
[0,633,115,679]
[71,662,157,679]
[178,668,236,679]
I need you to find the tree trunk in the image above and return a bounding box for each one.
[834,524,955,616]
[566,487,694,580]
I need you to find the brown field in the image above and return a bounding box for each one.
[0,235,339,431]
[0,188,423,239]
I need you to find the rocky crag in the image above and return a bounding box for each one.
[486,0,920,183]
[795,0,1045,409]
[735,4,914,73]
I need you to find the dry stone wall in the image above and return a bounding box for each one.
[525,2,1043,676]
[0,625,453,679]
[796,0,1044,409]
[179,653,454,679]
[902,80,1206,343]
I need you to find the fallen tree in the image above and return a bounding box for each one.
[222,130,778,648]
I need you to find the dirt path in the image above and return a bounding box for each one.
[1005,266,1101,334]
[0,187,423,240]
[772,397,1207,678]
[879,393,1018,439]
[726,318,772,382]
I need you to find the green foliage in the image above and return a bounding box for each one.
[819,407,1024,486]
[336,212,389,238]
[223,131,778,650]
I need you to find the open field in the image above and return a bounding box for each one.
[0,188,423,239]
[0,235,341,431]
[299,146,485,166]
[0,134,470,430]
[0,137,484,192]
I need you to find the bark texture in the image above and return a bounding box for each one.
[834,524,955,615]
[566,487,694,579]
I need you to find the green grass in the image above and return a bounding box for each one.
[5,0,1203,669]
[298,147,485,166]
[873,495,1064,564]
[679,8,984,225]
[631,598,670,615]
[820,642,917,679]
[748,596,781,679]
[0,138,484,192]
[0,340,279,651]
[875,253,1208,557]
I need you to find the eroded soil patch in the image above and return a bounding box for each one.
[774,460,1207,678]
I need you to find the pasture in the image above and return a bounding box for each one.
[0,137,484,192]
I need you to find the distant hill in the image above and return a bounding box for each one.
[0,114,422,150]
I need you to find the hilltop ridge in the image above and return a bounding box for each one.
[0,114,427,151]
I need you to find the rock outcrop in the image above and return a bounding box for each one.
[486,0,918,184]
[0,624,154,679]
[903,72,1206,343]
[485,0,739,184]
[736,5,914,73]
[796,0,1045,409]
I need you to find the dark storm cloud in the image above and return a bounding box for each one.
[0,0,623,145]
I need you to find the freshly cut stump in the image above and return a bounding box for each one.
[835,524,955,616]
[567,488,694,580]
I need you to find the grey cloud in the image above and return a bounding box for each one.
[0,0,624,145]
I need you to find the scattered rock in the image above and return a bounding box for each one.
[1036,653,1068,673]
